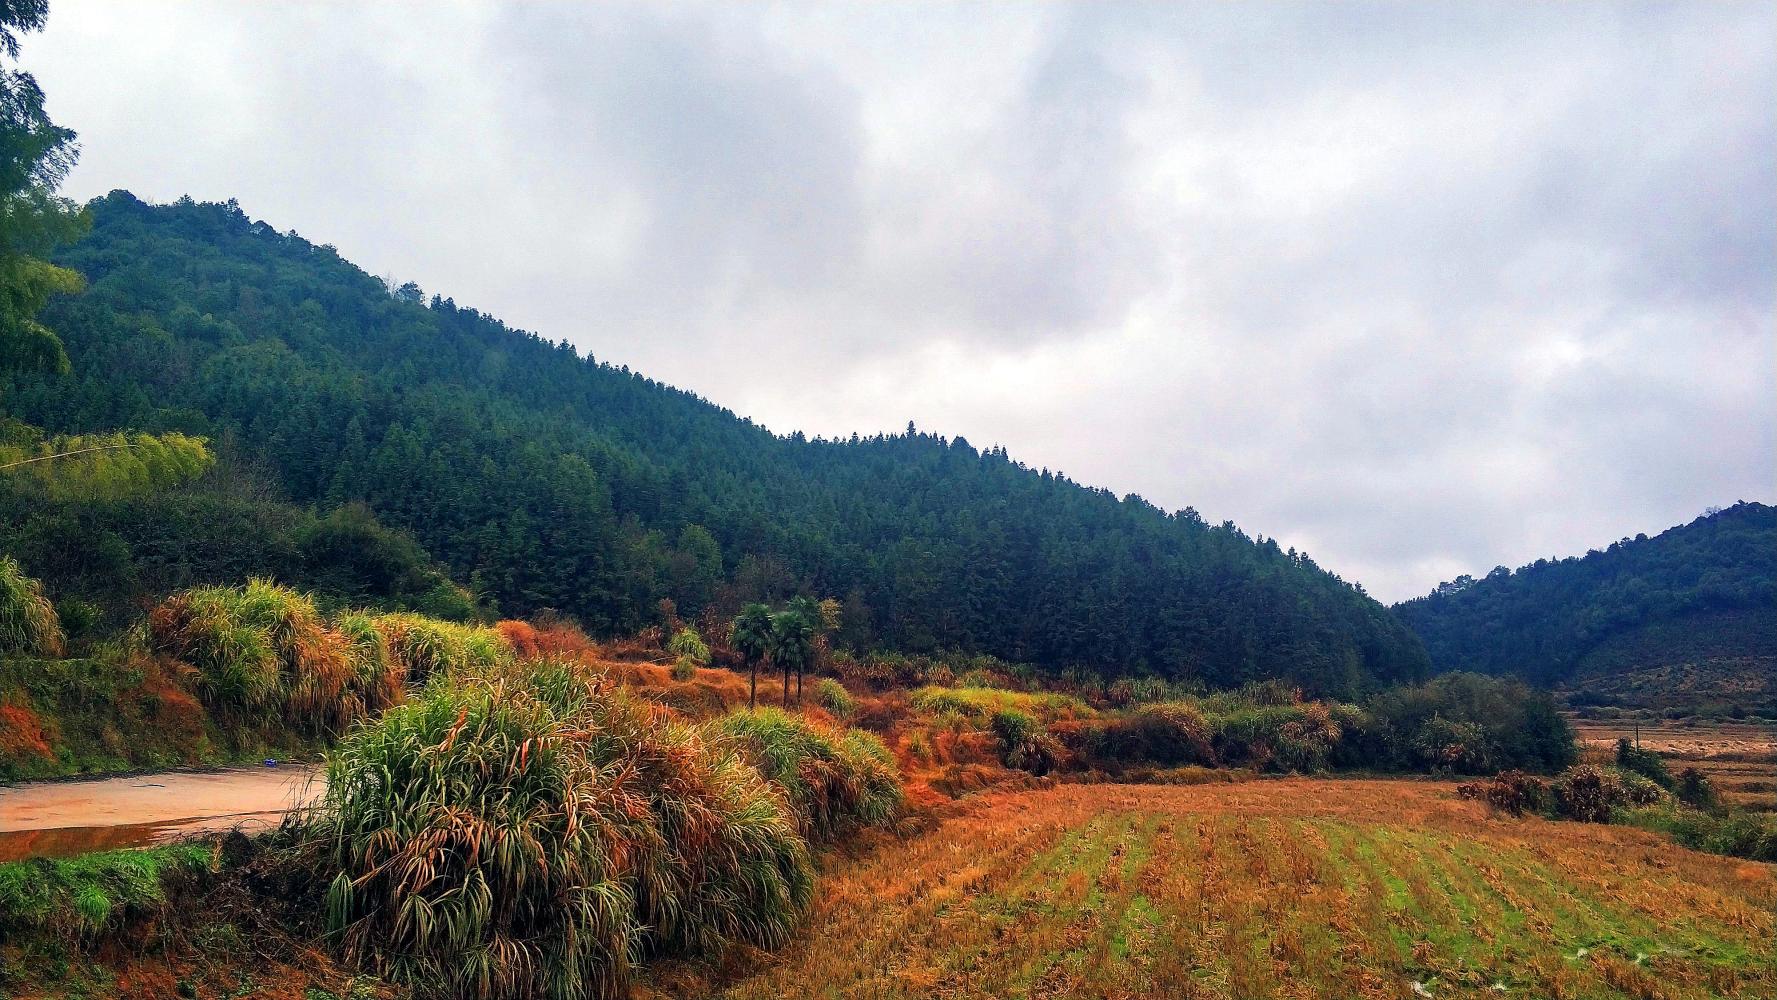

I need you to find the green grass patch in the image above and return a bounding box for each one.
[0,843,216,940]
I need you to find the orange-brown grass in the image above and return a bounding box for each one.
[677,779,1777,1000]
[1575,718,1777,811]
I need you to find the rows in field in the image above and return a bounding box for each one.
[717,781,1777,1000]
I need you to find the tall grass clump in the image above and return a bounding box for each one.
[0,556,64,658]
[710,707,903,841]
[909,685,1091,723]
[312,682,642,999]
[370,613,510,682]
[814,677,855,719]
[148,579,354,733]
[335,610,403,714]
[307,664,819,999]
[990,708,1062,775]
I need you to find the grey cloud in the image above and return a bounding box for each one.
[25,0,1776,602]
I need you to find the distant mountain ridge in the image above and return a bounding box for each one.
[1,191,1430,694]
[1394,502,1776,698]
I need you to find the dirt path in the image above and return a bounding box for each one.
[0,766,325,862]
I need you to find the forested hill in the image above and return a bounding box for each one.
[5,191,1428,694]
[1394,502,1776,687]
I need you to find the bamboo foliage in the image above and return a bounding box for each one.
[0,431,214,501]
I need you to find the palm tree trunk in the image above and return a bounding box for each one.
[749,665,757,710]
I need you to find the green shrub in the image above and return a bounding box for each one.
[814,677,855,719]
[670,656,698,682]
[710,707,903,841]
[666,626,709,665]
[611,709,814,956]
[1077,702,1215,768]
[1614,738,1674,789]
[1621,805,1777,862]
[990,709,1061,775]
[334,611,402,714]
[909,685,1090,723]
[1676,766,1719,810]
[990,709,1037,749]
[1210,703,1342,772]
[0,556,64,658]
[312,682,639,998]
[1613,768,1669,807]
[1363,673,1576,774]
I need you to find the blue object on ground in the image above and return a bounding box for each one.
[264,759,278,767]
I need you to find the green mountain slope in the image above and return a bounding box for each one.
[1394,502,1776,692]
[2,191,1429,694]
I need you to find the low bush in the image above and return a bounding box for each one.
[1071,702,1215,768]
[1615,769,1669,807]
[1363,673,1576,774]
[0,556,63,657]
[334,611,402,715]
[312,682,640,999]
[1621,805,1777,862]
[1551,764,1624,823]
[710,707,903,841]
[666,626,709,666]
[815,677,855,719]
[1457,769,1552,816]
[1614,738,1674,789]
[670,656,698,682]
[1676,766,1719,810]
[599,702,814,957]
[1211,702,1342,772]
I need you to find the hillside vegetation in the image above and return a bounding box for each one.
[2,192,1428,695]
[1395,503,1776,694]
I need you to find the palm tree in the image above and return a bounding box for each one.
[731,603,774,710]
[785,595,827,700]
[770,609,814,706]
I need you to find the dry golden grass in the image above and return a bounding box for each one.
[678,779,1776,1000]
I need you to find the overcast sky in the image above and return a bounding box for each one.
[27,2,1775,602]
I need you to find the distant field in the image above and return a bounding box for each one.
[692,780,1776,1000]
[1573,717,1777,812]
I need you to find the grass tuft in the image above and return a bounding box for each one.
[0,556,64,658]
[709,707,903,841]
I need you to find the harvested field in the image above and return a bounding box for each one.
[697,779,1777,1000]
[1574,717,1777,811]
